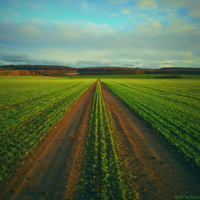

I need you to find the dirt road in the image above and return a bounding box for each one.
[101,82,200,200]
[1,81,200,200]
[0,82,96,200]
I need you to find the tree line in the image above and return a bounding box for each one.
[0,65,200,76]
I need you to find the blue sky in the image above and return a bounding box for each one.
[0,0,200,68]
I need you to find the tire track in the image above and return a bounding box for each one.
[101,82,200,200]
[0,82,96,200]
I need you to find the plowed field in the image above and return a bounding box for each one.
[0,79,200,200]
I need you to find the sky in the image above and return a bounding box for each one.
[0,0,200,68]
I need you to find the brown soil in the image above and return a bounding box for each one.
[0,82,96,200]
[101,82,200,200]
[1,80,200,200]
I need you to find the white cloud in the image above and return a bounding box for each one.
[122,9,130,14]
[19,24,44,37]
[74,60,105,68]
[160,0,200,18]
[166,18,198,35]
[188,1,200,18]
[146,18,162,27]
[0,59,11,65]
[0,53,71,66]
[1,54,29,62]
[0,18,199,68]
[137,0,155,8]
[160,65,172,68]
[159,61,173,64]
[160,0,190,8]
[82,1,89,10]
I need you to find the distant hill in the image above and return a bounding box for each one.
[77,66,200,75]
[158,67,200,75]
[0,65,200,76]
[0,65,78,76]
[0,65,72,70]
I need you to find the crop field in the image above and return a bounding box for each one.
[76,81,136,199]
[0,76,95,181]
[1,75,200,200]
[71,74,200,79]
[102,78,200,168]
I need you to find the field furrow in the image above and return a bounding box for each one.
[76,81,136,200]
[0,77,95,182]
[102,79,200,168]
[1,76,200,200]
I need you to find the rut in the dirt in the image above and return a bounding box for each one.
[0,82,97,200]
[101,81,200,200]
[74,81,137,200]
[1,80,200,200]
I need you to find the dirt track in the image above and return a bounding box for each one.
[101,82,200,200]
[1,81,200,200]
[0,82,96,200]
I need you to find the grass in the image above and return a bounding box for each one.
[70,74,200,79]
[1,74,199,197]
[102,78,200,168]
[76,81,137,200]
[0,71,12,74]
[0,76,95,181]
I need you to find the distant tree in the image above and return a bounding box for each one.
[11,70,20,76]
[19,70,31,76]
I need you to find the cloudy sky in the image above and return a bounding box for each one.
[0,0,200,68]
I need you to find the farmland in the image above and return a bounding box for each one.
[76,81,136,199]
[1,75,200,200]
[102,79,200,168]
[0,76,95,181]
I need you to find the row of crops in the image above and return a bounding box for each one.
[76,81,136,200]
[102,79,200,168]
[0,77,95,181]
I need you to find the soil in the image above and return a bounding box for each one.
[0,82,96,200]
[1,81,200,200]
[101,82,200,200]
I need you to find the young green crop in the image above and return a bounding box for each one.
[102,78,200,168]
[0,76,95,181]
[69,74,200,79]
[76,81,136,200]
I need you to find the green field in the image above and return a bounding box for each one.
[76,81,136,199]
[71,74,200,79]
[102,78,200,168]
[1,75,200,195]
[0,76,95,181]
